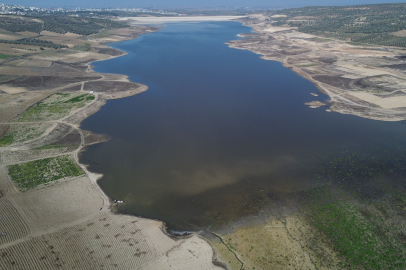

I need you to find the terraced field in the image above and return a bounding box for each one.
[12,176,102,232]
[3,149,73,165]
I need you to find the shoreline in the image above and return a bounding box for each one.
[81,27,234,268]
[0,23,226,269]
[77,14,406,270]
[3,15,406,269]
[227,15,406,122]
[68,26,231,268]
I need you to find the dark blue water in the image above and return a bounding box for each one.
[80,22,406,230]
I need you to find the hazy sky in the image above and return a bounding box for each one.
[5,0,406,8]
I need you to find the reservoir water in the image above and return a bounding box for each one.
[80,22,406,230]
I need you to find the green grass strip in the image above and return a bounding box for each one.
[0,53,14,59]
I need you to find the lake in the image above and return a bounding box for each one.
[80,21,406,231]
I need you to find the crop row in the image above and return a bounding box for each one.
[350,34,406,48]
[0,16,127,36]
[47,214,156,269]
[0,236,57,269]
[268,3,406,49]
[0,198,29,245]
[0,38,68,49]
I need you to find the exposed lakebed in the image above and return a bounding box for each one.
[80,21,406,231]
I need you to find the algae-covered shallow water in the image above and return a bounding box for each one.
[80,21,406,230]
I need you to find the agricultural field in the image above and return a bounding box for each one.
[0,15,127,51]
[7,155,83,190]
[269,3,406,48]
[3,149,73,165]
[0,16,128,36]
[0,92,53,122]
[14,92,95,122]
[0,123,54,146]
[0,236,60,269]
[33,127,81,151]
[0,38,67,49]
[0,213,201,270]
[0,198,29,245]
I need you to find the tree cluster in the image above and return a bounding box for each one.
[0,38,67,49]
[268,3,406,48]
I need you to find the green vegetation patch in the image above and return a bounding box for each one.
[0,38,67,49]
[0,123,52,146]
[305,187,406,269]
[16,93,95,122]
[8,155,83,190]
[64,94,95,103]
[269,3,406,48]
[0,75,27,83]
[0,53,14,59]
[0,135,13,146]
[0,15,127,36]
